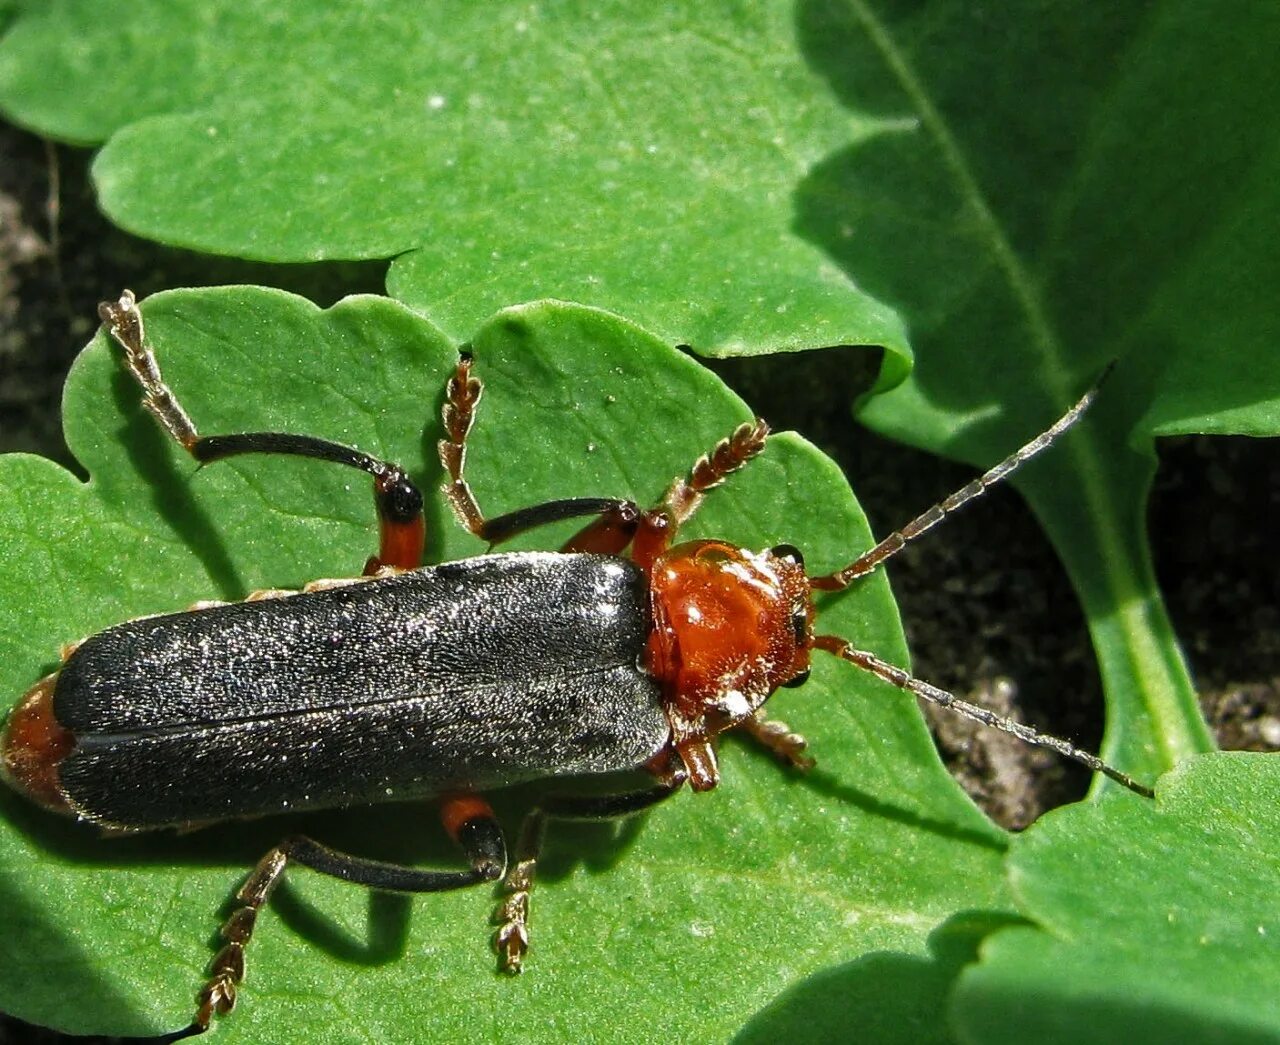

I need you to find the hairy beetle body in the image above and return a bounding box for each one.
[9,552,666,830]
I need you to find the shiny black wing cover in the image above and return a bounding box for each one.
[53,552,668,828]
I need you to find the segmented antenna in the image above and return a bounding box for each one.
[814,636,1153,798]
[812,369,1111,591]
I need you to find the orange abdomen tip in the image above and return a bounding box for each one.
[1,673,75,814]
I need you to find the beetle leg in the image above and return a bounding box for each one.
[558,502,645,554]
[99,290,427,574]
[593,420,768,570]
[242,589,298,603]
[439,351,752,557]
[438,353,667,552]
[493,777,686,973]
[438,353,488,537]
[190,437,424,576]
[193,435,425,574]
[300,566,409,594]
[301,577,366,593]
[193,815,506,1032]
[99,290,199,449]
[196,845,285,1030]
[737,710,816,772]
[660,419,770,528]
[193,439,423,576]
[483,498,639,551]
[361,465,426,573]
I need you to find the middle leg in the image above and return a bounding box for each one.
[193,794,507,1032]
[436,354,648,552]
[98,291,427,574]
[493,772,686,972]
[436,354,770,561]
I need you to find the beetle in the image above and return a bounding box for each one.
[0,290,1152,1035]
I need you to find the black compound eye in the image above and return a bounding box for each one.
[782,667,811,689]
[770,543,804,567]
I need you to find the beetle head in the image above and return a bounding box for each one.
[645,540,813,790]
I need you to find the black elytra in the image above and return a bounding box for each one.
[55,553,667,828]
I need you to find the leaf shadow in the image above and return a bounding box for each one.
[248,882,413,969]
[1,786,452,969]
[0,871,156,1039]
[109,366,245,601]
[0,768,660,983]
[731,737,1008,856]
[732,910,1017,1045]
[789,0,1275,423]
[416,352,458,566]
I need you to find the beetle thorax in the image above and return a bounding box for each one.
[645,541,811,786]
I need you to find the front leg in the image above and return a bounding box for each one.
[737,709,815,772]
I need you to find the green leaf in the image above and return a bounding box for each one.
[0,0,909,364]
[0,288,1004,1040]
[792,0,1280,781]
[734,911,1021,1045]
[952,753,1280,1044]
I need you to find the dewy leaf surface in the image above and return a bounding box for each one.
[0,288,1005,1041]
[952,754,1280,1045]
[0,0,909,363]
[792,1,1280,780]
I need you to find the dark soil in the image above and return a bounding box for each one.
[1,121,1278,1043]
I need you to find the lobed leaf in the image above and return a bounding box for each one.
[0,0,910,364]
[953,753,1280,1044]
[0,288,1002,1040]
